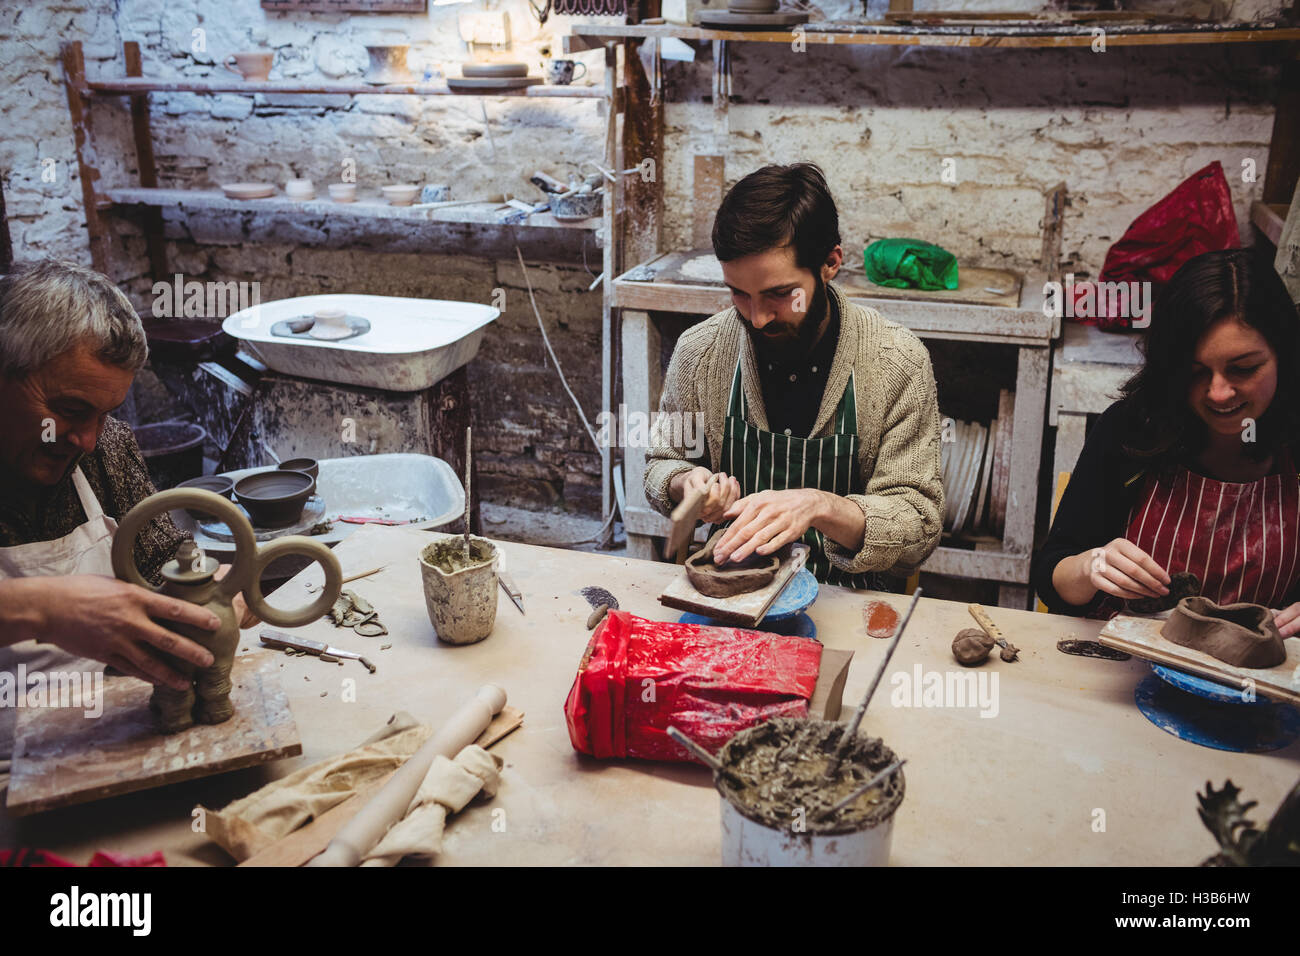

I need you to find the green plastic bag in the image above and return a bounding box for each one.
[864,238,959,291]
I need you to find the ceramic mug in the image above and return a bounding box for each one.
[223,51,273,81]
[545,59,587,86]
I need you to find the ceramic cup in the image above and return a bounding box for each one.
[223,52,274,82]
[285,178,315,200]
[328,182,357,203]
[545,59,587,85]
[382,183,420,206]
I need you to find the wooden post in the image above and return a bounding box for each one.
[59,41,111,273]
[599,41,620,547]
[427,366,480,535]
[124,41,168,283]
[0,184,12,270]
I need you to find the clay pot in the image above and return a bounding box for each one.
[223,51,273,81]
[1160,596,1286,669]
[176,475,235,520]
[382,183,420,206]
[685,528,780,597]
[328,182,357,203]
[233,470,315,528]
[419,534,499,645]
[277,458,319,482]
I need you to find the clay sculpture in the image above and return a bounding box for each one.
[685,528,781,598]
[1127,570,1201,615]
[952,628,995,666]
[112,488,342,734]
[1160,596,1287,669]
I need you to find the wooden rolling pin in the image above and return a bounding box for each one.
[305,684,507,867]
[968,603,1020,662]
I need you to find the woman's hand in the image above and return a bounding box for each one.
[671,467,741,524]
[1085,538,1171,602]
[215,564,261,630]
[1272,603,1300,639]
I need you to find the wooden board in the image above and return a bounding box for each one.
[1098,614,1300,707]
[7,652,301,817]
[658,542,810,627]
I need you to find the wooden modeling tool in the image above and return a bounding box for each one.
[827,589,922,777]
[818,758,907,819]
[667,726,751,787]
[969,603,1019,661]
[463,425,473,556]
[665,471,719,563]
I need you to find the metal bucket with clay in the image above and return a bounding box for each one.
[418,533,499,645]
[714,717,904,867]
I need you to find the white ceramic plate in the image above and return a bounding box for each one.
[221,182,276,200]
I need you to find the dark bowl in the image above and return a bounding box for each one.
[233,470,316,528]
[176,475,236,520]
[277,457,320,482]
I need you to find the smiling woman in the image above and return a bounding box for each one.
[1032,248,1300,637]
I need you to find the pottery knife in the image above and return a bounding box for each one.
[498,571,525,615]
[968,603,1020,662]
[260,629,377,673]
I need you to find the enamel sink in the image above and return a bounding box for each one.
[222,293,499,391]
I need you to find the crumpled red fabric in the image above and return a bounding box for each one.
[0,848,165,867]
[1073,161,1240,330]
[564,610,822,762]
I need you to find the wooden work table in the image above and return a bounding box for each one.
[2,524,1296,865]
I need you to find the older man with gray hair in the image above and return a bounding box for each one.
[0,259,233,692]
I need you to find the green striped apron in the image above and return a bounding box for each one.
[720,354,877,589]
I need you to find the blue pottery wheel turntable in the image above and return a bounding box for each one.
[677,568,819,640]
[1135,663,1300,753]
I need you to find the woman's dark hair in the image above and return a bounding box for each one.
[711,163,840,271]
[1119,247,1300,466]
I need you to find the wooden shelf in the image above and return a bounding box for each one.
[85,77,605,98]
[1251,199,1289,245]
[613,251,1056,345]
[568,20,1300,49]
[105,187,601,232]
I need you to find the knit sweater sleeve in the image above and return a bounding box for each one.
[823,329,944,576]
[643,326,710,517]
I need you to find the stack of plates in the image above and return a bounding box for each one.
[938,389,1015,538]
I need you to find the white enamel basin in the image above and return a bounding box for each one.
[222,293,499,391]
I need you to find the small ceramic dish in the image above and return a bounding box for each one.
[176,475,235,520]
[233,470,316,528]
[382,184,420,206]
[277,457,319,482]
[328,182,357,203]
[221,182,276,200]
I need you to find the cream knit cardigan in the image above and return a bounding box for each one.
[643,282,944,576]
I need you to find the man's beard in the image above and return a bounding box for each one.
[748,278,828,366]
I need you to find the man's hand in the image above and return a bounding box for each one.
[714,488,825,564]
[671,467,741,524]
[2,575,217,690]
[1272,603,1300,639]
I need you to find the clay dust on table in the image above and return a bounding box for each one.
[716,718,905,836]
[421,539,494,573]
[863,600,900,639]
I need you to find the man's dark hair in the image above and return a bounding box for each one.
[1119,247,1300,467]
[711,163,841,271]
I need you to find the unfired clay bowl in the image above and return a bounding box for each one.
[176,475,235,520]
[233,470,315,528]
[685,528,781,598]
[1161,596,1287,669]
[328,182,357,203]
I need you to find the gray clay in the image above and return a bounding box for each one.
[685,528,781,598]
[715,717,904,836]
[1160,596,1287,669]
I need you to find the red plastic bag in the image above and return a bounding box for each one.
[564,610,822,762]
[1073,161,1240,330]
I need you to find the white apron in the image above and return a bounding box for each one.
[0,467,116,760]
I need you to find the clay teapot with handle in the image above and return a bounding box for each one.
[112,488,343,734]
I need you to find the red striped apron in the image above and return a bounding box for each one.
[1095,453,1300,618]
